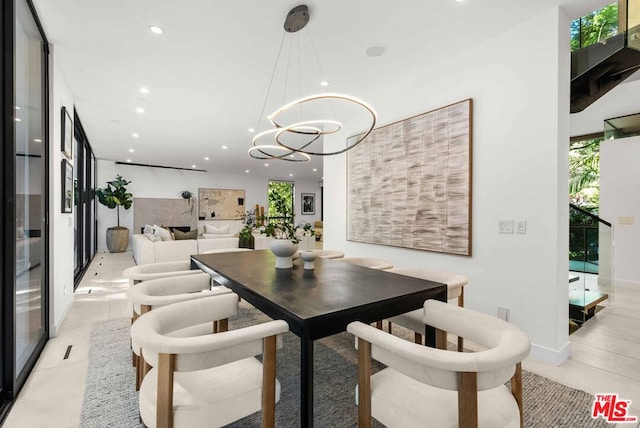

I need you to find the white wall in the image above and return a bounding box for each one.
[96,161,322,251]
[49,47,75,336]
[325,7,571,364]
[600,136,640,287]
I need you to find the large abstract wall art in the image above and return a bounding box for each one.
[347,99,472,256]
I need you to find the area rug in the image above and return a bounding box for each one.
[80,307,608,428]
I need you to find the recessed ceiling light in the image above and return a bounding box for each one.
[455,0,464,2]
[136,107,145,114]
[132,133,139,138]
[289,154,294,158]
[192,165,196,168]
[245,170,250,173]
[129,148,135,153]
[126,159,132,163]
[222,145,228,150]
[15,106,21,110]
[248,128,255,133]
[264,163,269,167]
[149,25,164,35]
[33,138,42,143]
[320,80,329,87]
[15,118,21,122]
[204,156,209,161]
[139,86,149,94]
[313,168,317,172]
[289,173,293,177]
[365,45,386,57]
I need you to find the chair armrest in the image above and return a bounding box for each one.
[422,300,527,351]
[347,321,523,391]
[145,320,290,372]
[128,286,231,309]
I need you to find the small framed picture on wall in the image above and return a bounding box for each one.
[302,193,315,215]
[61,106,73,159]
[61,159,73,213]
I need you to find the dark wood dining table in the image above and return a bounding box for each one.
[191,250,447,427]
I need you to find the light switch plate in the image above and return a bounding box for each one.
[516,219,526,234]
[499,219,514,234]
[618,216,634,225]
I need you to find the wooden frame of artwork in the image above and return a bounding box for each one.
[61,106,73,159]
[61,159,73,213]
[347,99,472,256]
[198,188,245,220]
[301,193,315,215]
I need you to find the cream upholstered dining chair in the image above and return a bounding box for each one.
[339,257,393,270]
[386,268,468,350]
[347,300,530,428]
[123,260,201,287]
[308,249,345,259]
[126,272,233,390]
[131,293,289,428]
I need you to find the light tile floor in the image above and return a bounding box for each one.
[3,251,640,427]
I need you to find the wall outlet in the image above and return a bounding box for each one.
[516,219,526,234]
[498,219,514,234]
[497,306,509,321]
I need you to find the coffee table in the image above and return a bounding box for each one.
[192,250,447,427]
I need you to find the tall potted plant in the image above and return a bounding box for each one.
[96,174,133,253]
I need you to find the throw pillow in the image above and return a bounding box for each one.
[153,225,172,241]
[174,229,197,240]
[143,224,154,234]
[204,224,230,234]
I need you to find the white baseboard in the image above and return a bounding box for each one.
[528,341,572,366]
[615,279,640,287]
[49,298,73,338]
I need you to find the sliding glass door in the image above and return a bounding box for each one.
[73,114,97,285]
[1,0,49,414]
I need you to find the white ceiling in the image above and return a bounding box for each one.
[32,0,608,181]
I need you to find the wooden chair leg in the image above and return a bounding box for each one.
[458,371,478,428]
[435,328,448,350]
[511,362,524,428]
[357,338,372,428]
[414,333,423,345]
[136,352,142,391]
[218,318,228,333]
[138,349,152,391]
[213,320,218,333]
[132,311,139,366]
[156,353,176,428]
[375,320,382,330]
[386,321,392,334]
[457,289,465,352]
[262,335,277,428]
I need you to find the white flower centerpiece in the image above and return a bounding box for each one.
[262,221,314,269]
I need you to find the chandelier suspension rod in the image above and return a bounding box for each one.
[254,32,286,133]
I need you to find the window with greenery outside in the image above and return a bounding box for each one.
[570,3,619,52]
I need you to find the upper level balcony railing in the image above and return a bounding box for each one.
[570,0,640,112]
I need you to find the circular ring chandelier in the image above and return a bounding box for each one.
[269,93,377,156]
[248,144,311,162]
[249,5,377,162]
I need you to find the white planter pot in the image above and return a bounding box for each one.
[270,240,299,269]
